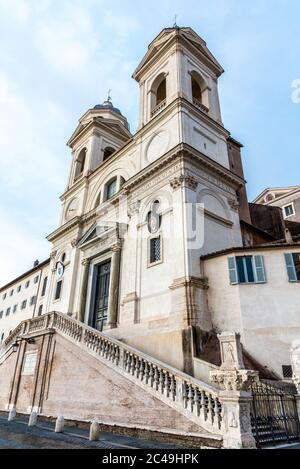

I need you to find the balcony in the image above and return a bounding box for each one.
[193,98,209,114]
[151,99,166,118]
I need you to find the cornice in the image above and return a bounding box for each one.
[67,118,131,148]
[47,216,82,243]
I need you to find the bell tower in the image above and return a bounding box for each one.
[132,27,230,170]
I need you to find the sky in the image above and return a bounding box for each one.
[0,0,299,285]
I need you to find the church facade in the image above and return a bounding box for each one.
[1,27,300,449]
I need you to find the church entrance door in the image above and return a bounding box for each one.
[92,261,111,331]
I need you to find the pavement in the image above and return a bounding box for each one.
[0,415,181,449]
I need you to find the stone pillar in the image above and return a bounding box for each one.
[210,332,259,449]
[107,243,122,329]
[78,259,91,323]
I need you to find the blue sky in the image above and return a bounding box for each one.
[0,0,299,285]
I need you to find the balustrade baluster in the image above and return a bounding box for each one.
[170,376,176,401]
[208,394,214,426]
[182,382,188,409]
[149,364,154,388]
[130,355,135,375]
[144,362,150,385]
[154,367,159,391]
[159,370,165,394]
[202,392,208,421]
[194,388,201,416]
[140,360,145,382]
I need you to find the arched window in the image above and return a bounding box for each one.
[105,178,117,201]
[103,147,115,161]
[94,191,101,208]
[191,77,202,102]
[74,148,87,180]
[120,176,126,188]
[190,71,209,111]
[151,73,167,116]
[156,79,166,106]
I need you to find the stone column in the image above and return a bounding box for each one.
[106,243,122,329]
[78,258,91,323]
[210,332,259,449]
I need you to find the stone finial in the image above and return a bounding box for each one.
[218,332,245,370]
[55,415,65,433]
[291,340,300,394]
[8,407,16,422]
[89,419,100,441]
[28,411,38,427]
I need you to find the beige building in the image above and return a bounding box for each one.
[0,259,49,344]
[0,27,300,449]
[254,186,300,223]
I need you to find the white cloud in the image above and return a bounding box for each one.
[0,0,30,24]
[35,5,99,73]
[0,208,49,286]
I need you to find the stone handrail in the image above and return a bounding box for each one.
[1,311,223,434]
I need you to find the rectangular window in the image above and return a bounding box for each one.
[54,280,62,300]
[21,300,27,310]
[10,289,14,296]
[34,275,39,284]
[283,204,295,219]
[285,253,300,281]
[17,285,21,293]
[23,352,37,375]
[30,296,37,306]
[2,293,6,300]
[282,365,293,378]
[150,236,161,264]
[38,304,43,316]
[228,255,266,285]
[41,276,48,297]
[6,307,11,316]
[106,178,117,200]
[25,280,30,288]
[0,311,3,319]
[13,304,17,313]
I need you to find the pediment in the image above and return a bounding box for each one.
[133,27,223,79]
[78,222,117,248]
[67,116,131,147]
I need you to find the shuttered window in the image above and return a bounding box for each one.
[228,255,266,285]
[284,253,300,282]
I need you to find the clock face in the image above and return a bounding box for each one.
[66,198,78,221]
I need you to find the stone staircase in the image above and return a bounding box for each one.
[0,312,224,444]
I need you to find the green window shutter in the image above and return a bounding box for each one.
[228,257,238,284]
[284,253,297,282]
[253,255,266,283]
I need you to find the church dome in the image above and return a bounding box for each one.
[93,99,122,116]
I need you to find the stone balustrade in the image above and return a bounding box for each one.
[0,311,224,435]
[193,98,209,113]
[151,99,166,117]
